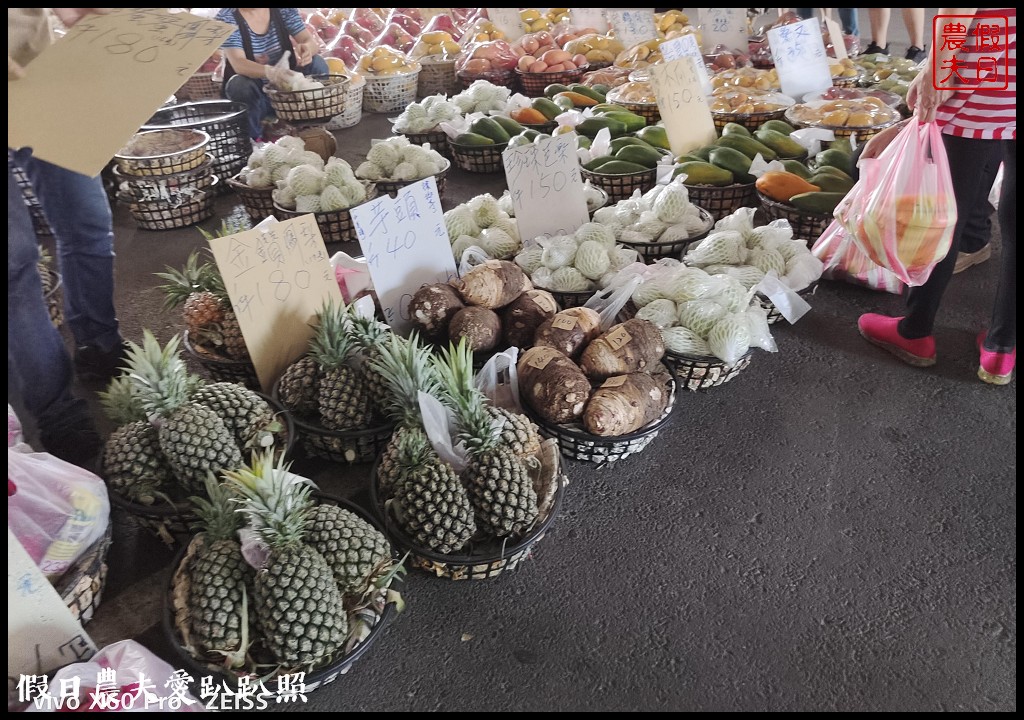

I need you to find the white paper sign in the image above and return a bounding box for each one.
[606,8,658,49]
[659,34,712,95]
[486,7,526,41]
[768,18,833,99]
[822,15,848,60]
[570,8,609,33]
[9,530,96,681]
[502,134,590,242]
[352,177,458,334]
[698,8,750,53]
[649,58,717,156]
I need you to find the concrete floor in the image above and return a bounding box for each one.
[29,9,1017,711]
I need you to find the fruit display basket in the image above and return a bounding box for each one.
[114,129,211,177]
[363,69,421,114]
[127,177,218,231]
[661,350,753,392]
[225,173,276,224]
[580,166,658,204]
[266,74,350,123]
[326,75,366,131]
[54,525,112,625]
[522,377,678,465]
[374,159,450,199]
[617,206,715,261]
[711,106,791,133]
[399,127,450,158]
[757,191,834,247]
[456,68,516,91]
[175,71,221,102]
[541,287,597,310]
[515,65,588,97]
[448,140,508,174]
[142,100,252,191]
[273,184,378,245]
[785,102,901,142]
[416,58,459,98]
[369,439,567,580]
[113,155,216,204]
[603,93,661,124]
[164,494,404,692]
[831,72,865,89]
[183,328,260,390]
[587,186,610,218]
[760,281,820,325]
[683,182,758,222]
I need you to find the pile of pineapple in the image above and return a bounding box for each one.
[173,452,400,676]
[99,332,288,509]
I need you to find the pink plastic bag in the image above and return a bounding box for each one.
[812,220,905,295]
[835,118,957,287]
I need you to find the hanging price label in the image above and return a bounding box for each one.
[649,57,717,156]
[698,8,749,53]
[768,18,833,98]
[659,34,712,95]
[486,7,526,41]
[606,8,658,49]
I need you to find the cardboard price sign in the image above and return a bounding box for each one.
[8,8,233,177]
[570,8,609,33]
[486,8,526,41]
[698,8,750,53]
[649,58,717,156]
[351,177,458,335]
[502,133,590,243]
[821,13,848,61]
[207,215,342,393]
[659,34,712,95]
[606,9,658,49]
[767,18,833,98]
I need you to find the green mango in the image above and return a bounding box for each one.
[453,132,495,146]
[636,125,670,151]
[586,160,650,175]
[754,128,807,159]
[781,159,813,179]
[490,115,526,137]
[673,161,734,186]
[721,122,752,137]
[609,137,650,154]
[600,111,647,133]
[576,116,628,139]
[814,148,855,176]
[468,117,510,144]
[708,146,754,183]
[808,173,855,193]
[789,191,846,215]
[532,97,564,121]
[582,156,618,171]
[714,134,777,161]
[759,119,797,136]
[614,144,665,169]
[568,84,607,102]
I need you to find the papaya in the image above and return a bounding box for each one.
[759,119,797,136]
[635,125,670,151]
[469,117,510,143]
[708,146,755,183]
[511,107,550,125]
[609,137,649,154]
[714,134,777,161]
[453,132,495,146]
[576,116,628,138]
[591,103,626,114]
[814,148,855,176]
[491,115,526,137]
[554,91,600,108]
[755,171,820,203]
[508,134,533,148]
[721,122,752,137]
[600,110,647,133]
[675,153,706,164]
[583,156,617,171]
[754,128,807,159]
[810,164,854,182]
[520,129,543,141]
[532,97,564,121]
[544,83,571,98]
[808,172,854,193]
[591,83,611,96]
[588,160,650,175]
[828,135,855,155]
[781,159,813,179]
[788,191,846,215]
[568,84,606,103]
[576,136,592,150]
[674,161,734,187]
[614,144,665,169]
[553,95,575,111]
[690,145,715,161]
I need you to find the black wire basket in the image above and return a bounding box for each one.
[163,493,404,692]
[265,74,351,123]
[369,439,567,580]
[273,184,378,245]
[757,191,834,248]
[683,182,758,222]
[399,127,450,158]
[183,329,259,390]
[540,286,598,309]
[515,64,588,97]
[616,206,715,262]
[54,524,112,625]
[448,140,509,174]
[759,280,819,325]
[580,165,658,204]
[225,173,276,223]
[522,375,678,465]
[661,350,753,392]
[127,177,218,231]
[371,159,450,199]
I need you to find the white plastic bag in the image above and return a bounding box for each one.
[458,245,492,276]
[475,348,521,412]
[585,275,643,330]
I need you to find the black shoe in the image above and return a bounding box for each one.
[863,42,890,55]
[905,45,927,63]
[40,425,103,472]
[74,342,128,383]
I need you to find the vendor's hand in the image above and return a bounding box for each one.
[858,120,908,163]
[294,39,318,68]
[907,67,955,123]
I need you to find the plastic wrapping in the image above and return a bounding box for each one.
[339,19,376,47]
[372,22,417,54]
[422,12,464,42]
[457,40,520,74]
[476,348,522,412]
[410,31,462,61]
[350,7,385,35]
[385,9,424,37]
[812,219,905,294]
[325,34,366,71]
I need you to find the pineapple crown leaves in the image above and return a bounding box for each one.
[190,473,244,541]
[98,375,149,425]
[433,339,499,456]
[154,249,227,310]
[367,332,442,427]
[347,312,390,351]
[221,449,314,550]
[122,331,201,417]
[308,297,358,371]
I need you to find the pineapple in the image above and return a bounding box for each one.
[277,356,320,417]
[124,331,242,496]
[224,452,348,667]
[187,475,253,668]
[310,300,372,431]
[435,341,539,538]
[99,376,173,505]
[347,313,392,415]
[305,505,392,596]
[391,427,476,554]
[191,382,279,451]
[488,406,542,462]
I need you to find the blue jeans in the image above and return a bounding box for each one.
[225,55,329,139]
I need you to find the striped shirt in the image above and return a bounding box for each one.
[935,8,1016,140]
[215,8,306,66]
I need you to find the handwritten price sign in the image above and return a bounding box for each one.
[486,8,526,41]
[767,18,833,98]
[502,134,590,243]
[207,216,342,392]
[8,8,233,177]
[659,34,712,95]
[698,8,750,53]
[606,9,658,49]
[570,9,609,33]
[649,58,717,156]
[351,177,458,335]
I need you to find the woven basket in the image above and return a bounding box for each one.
[416,58,459,98]
[711,106,790,133]
[757,191,833,247]
[605,97,660,124]
[143,101,251,191]
[54,525,112,625]
[618,206,715,261]
[128,177,218,231]
[369,438,567,580]
[274,184,378,245]
[587,186,610,218]
[183,329,259,390]
[683,182,758,222]
[457,68,516,90]
[662,350,753,392]
[225,173,276,223]
[113,155,215,204]
[373,159,450,198]
[114,129,210,177]
[785,104,901,142]
[164,494,403,691]
[265,74,350,123]
[516,65,588,97]
[580,166,657,204]
[449,140,508,173]
[326,76,366,130]
[399,127,450,158]
[542,287,596,309]
[760,281,819,325]
[832,73,864,89]
[363,70,421,114]
[523,376,678,465]
[43,267,63,328]
[175,71,221,102]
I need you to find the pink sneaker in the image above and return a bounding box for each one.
[977,332,1015,385]
[858,314,937,367]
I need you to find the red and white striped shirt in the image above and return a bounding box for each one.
[935,7,1016,140]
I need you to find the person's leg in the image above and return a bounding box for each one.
[955,155,999,272]
[225,73,271,140]
[838,7,859,37]
[903,8,927,60]
[985,139,1016,352]
[867,8,891,52]
[300,54,329,76]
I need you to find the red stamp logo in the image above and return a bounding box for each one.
[932,14,1010,90]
